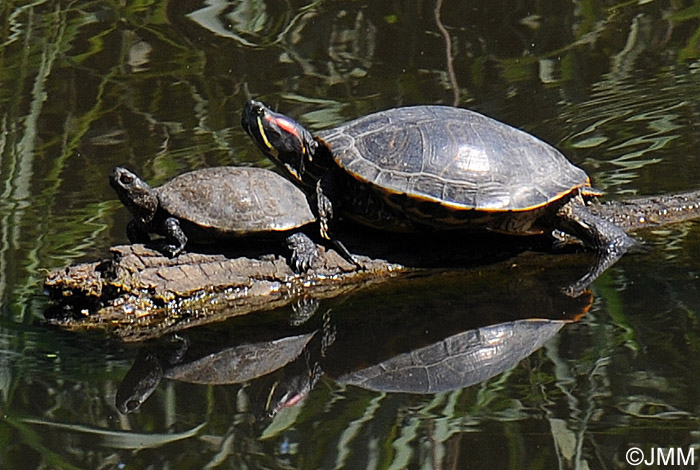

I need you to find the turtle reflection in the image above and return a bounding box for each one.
[333,318,568,394]
[116,328,321,414]
[116,284,591,419]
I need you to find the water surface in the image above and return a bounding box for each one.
[2,1,700,468]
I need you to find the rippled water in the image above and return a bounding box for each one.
[2,1,700,468]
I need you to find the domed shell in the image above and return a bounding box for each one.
[318,106,591,211]
[156,167,315,234]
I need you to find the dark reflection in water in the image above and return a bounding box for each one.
[115,261,591,416]
[116,329,318,415]
[2,0,700,468]
[104,258,590,468]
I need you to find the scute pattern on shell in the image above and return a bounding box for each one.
[155,167,315,234]
[319,106,590,211]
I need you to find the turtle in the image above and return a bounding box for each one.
[109,165,319,271]
[241,100,635,292]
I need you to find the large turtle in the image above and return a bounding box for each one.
[241,100,634,291]
[109,166,319,271]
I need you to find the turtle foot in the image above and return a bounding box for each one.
[286,232,320,272]
[158,242,183,258]
[161,217,188,258]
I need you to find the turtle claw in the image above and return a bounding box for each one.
[332,239,364,270]
[550,229,583,251]
[286,233,320,272]
[158,242,183,258]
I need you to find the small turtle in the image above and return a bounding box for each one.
[109,166,319,271]
[242,101,635,292]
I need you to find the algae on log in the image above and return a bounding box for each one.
[43,189,700,340]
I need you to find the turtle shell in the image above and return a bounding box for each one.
[155,167,315,234]
[318,106,590,212]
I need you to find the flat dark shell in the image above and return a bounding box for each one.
[165,332,316,384]
[336,319,565,393]
[319,106,591,211]
[156,167,315,233]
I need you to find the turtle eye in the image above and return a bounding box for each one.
[120,173,134,185]
[250,100,266,116]
[125,399,141,413]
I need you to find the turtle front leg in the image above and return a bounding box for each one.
[160,217,188,257]
[554,196,635,295]
[316,177,363,269]
[316,179,334,241]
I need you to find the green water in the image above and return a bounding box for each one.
[2,0,700,468]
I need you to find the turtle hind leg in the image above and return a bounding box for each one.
[555,197,635,295]
[286,232,320,272]
[160,217,188,257]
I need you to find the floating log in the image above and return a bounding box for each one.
[590,190,700,231]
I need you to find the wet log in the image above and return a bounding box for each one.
[44,244,402,341]
[590,190,700,232]
[44,189,700,340]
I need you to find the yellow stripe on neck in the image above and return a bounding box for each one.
[256,116,278,158]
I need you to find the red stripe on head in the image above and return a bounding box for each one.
[268,115,300,139]
[280,392,305,408]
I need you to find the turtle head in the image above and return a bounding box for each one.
[242,100,321,187]
[109,167,158,224]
